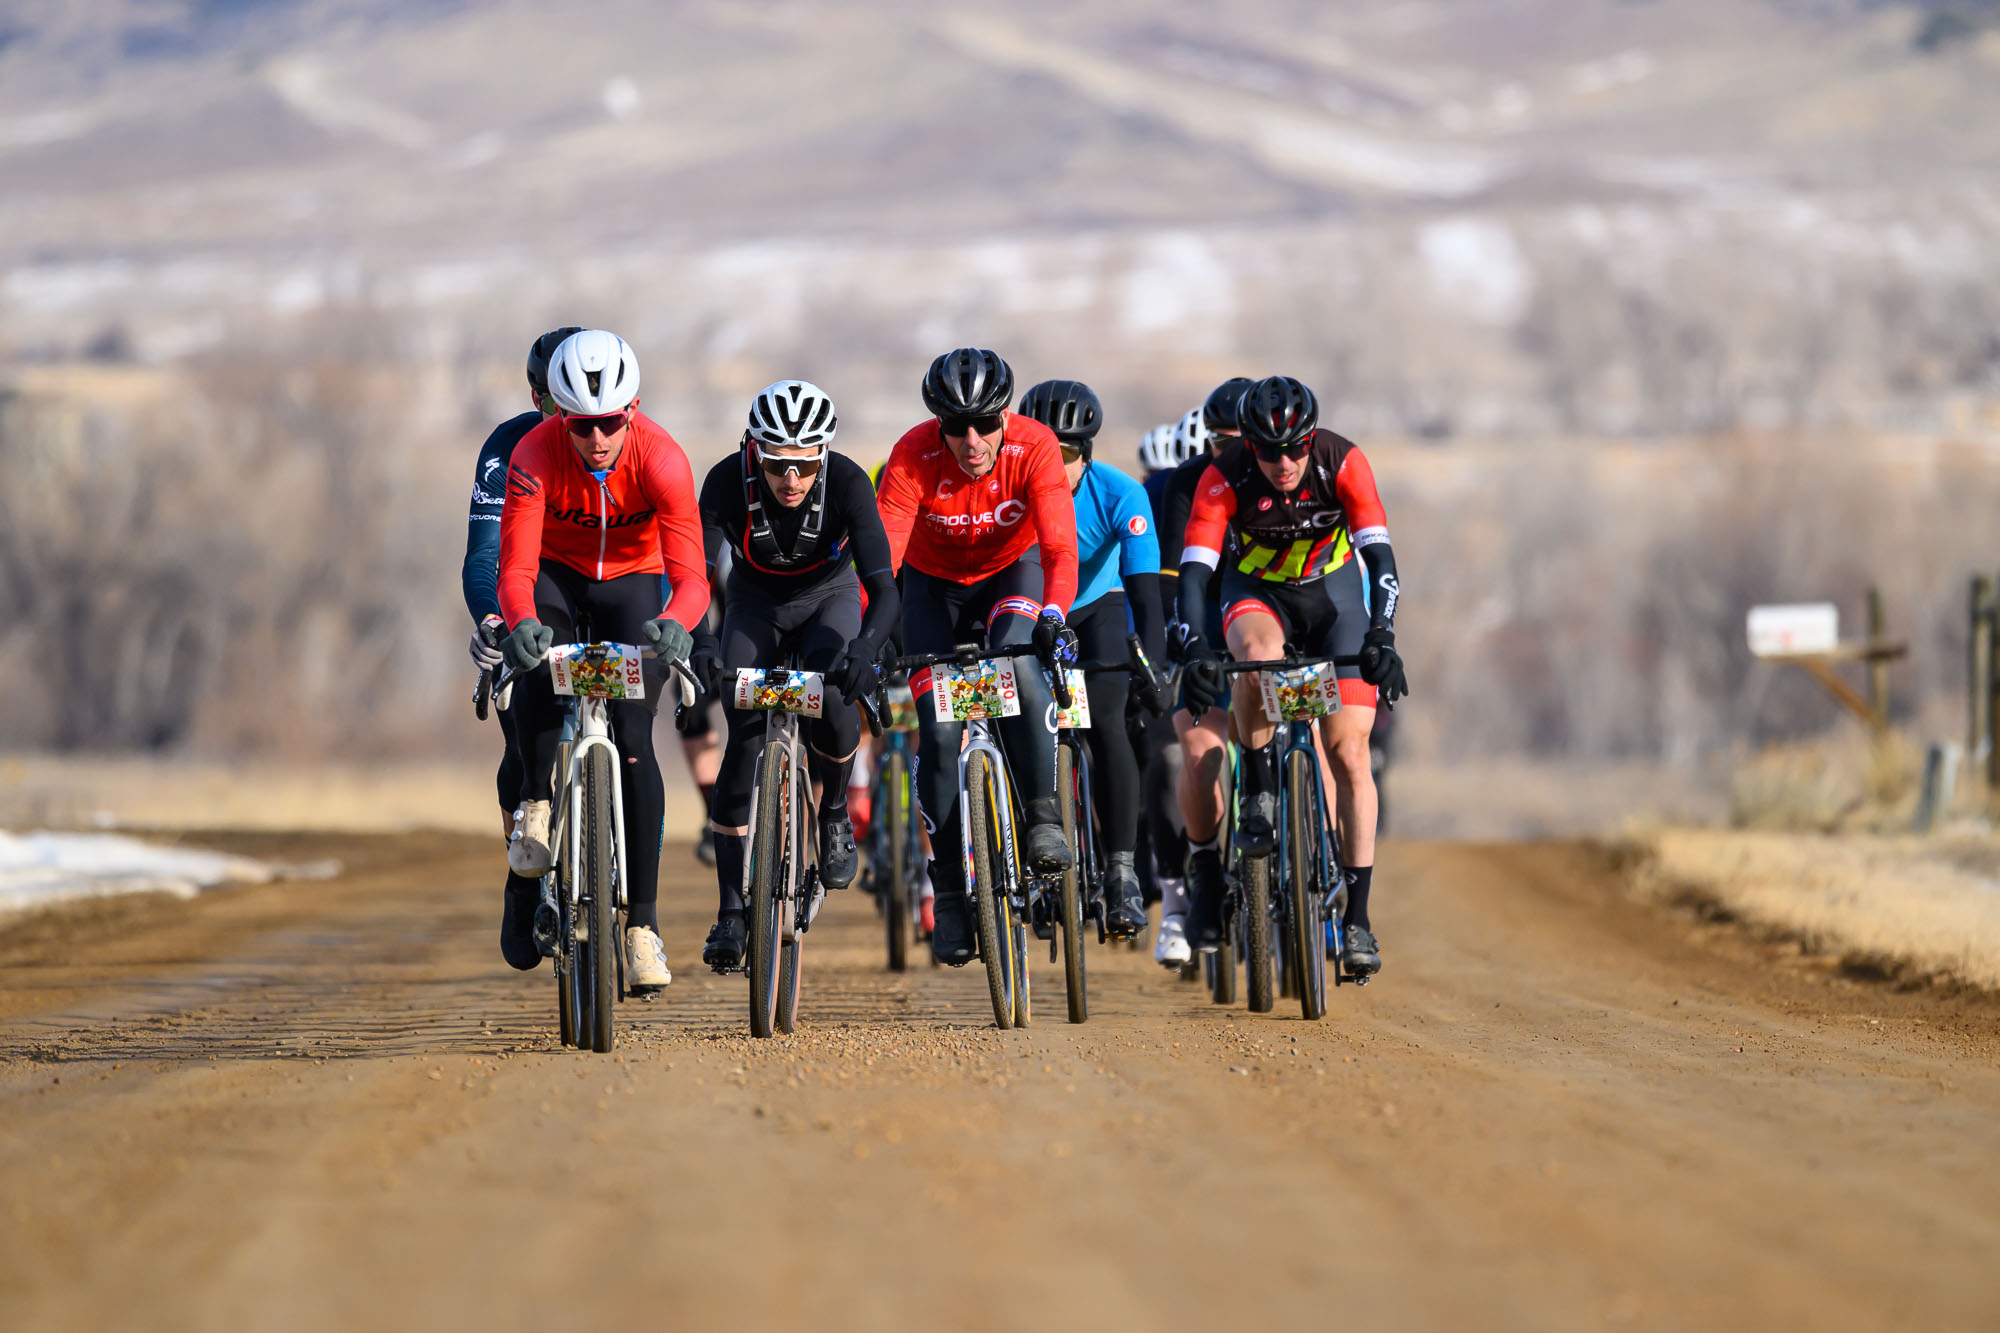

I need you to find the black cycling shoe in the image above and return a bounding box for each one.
[930,891,977,966]
[500,880,543,972]
[1104,853,1146,940]
[703,910,748,971]
[1340,925,1382,976]
[1023,797,1073,875]
[1236,792,1277,857]
[818,814,858,890]
[1187,848,1226,949]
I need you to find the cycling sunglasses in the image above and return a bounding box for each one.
[759,449,825,481]
[565,411,632,438]
[1058,441,1087,462]
[938,412,1005,439]
[1250,438,1312,463]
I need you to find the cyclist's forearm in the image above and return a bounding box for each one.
[857,567,900,654]
[1356,540,1399,631]
[1124,571,1166,663]
[462,516,501,623]
[1177,559,1214,631]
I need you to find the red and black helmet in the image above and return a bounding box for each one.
[1238,376,1319,449]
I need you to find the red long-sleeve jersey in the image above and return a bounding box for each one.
[876,415,1080,614]
[497,413,709,631]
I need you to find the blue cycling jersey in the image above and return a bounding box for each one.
[1071,461,1160,611]
[460,411,669,623]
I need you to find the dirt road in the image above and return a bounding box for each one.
[2,833,1996,1331]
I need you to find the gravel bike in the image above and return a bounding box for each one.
[1218,652,1366,1019]
[889,642,1074,1030]
[726,658,879,1037]
[497,641,694,1053]
[1046,634,1170,1023]
[860,676,928,972]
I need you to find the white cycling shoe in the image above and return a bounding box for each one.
[625,926,672,992]
[1154,913,1192,968]
[508,800,554,876]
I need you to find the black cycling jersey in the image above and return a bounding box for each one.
[699,449,899,654]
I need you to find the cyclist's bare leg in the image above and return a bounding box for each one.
[1317,709,1377,870]
[1222,609,1286,754]
[1174,708,1229,842]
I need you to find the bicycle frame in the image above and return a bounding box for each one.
[550,695,631,925]
[957,717,1023,921]
[742,706,820,940]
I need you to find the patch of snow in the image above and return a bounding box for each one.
[0,830,336,917]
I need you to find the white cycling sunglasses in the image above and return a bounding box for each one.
[754,442,828,479]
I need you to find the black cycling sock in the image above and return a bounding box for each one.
[627,900,659,934]
[1242,745,1276,798]
[1343,865,1372,931]
[504,869,538,899]
[714,831,747,913]
[813,753,854,815]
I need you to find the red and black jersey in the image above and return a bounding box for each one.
[1181,430,1388,584]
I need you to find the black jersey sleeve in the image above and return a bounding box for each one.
[698,456,743,582]
[828,455,900,650]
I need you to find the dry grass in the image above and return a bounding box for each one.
[1623,826,2000,991]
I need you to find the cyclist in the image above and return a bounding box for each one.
[496,329,707,993]
[1017,379,1168,940]
[876,347,1081,967]
[463,325,579,971]
[1175,376,1408,978]
[1136,422,1183,481]
[691,380,899,971]
[1153,379,1253,967]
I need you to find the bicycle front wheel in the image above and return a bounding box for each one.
[884,749,910,973]
[1287,748,1328,1020]
[582,745,618,1053]
[1056,745,1088,1024]
[966,751,1016,1029]
[748,746,789,1038]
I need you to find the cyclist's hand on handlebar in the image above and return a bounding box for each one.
[643,616,694,666]
[1032,608,1079,667]
[1359,626,1408,705]
[502,618,554,673]
[1166,621,1201,666]
[1177,628,1223,714]
[1134,664,1172,716]
[828,644,882,704]
[469,614,506,671]
[687,631,725,702]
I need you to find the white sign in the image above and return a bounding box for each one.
[1748,603,1839,658]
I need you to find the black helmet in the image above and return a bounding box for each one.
[1017,379,1102,450]
[1239,376,1319,449]
[527,325,585,398]
[921,347,1014,418]
[1202,377,1257,433]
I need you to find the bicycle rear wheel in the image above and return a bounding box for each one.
[748,745,788,1038]
[1287,748,1328,1020]
[1245,850,1274,1014]
[966,751,1016,1029]
[583,745,618,1053]
[884,750,910,973]
[1056,745,1088,1024]
[1208,903,1238,1005]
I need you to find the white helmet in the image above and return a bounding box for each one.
[547,329,641,415]
[1137,422,1180,473]
[747,379,838,450]
[1173,407,1211,463]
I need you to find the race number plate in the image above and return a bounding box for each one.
[885,680,920,733]
[930,660,1022,721]
[1259,663,1341,722]
[550,643,645,700]
[732,668,825,718]
[1053,669,1091,730]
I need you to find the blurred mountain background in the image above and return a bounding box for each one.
[2,0,1997,800]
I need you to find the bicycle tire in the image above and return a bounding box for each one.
[1056,745,1088,1024]
[885,750,910,972]
[966,751,1015,1029]
[556,938,577,1048]
[1209,907,1237,1005]
[778,905,802,1034]
[748,744,788,1039]
[1245,849,1274,1014]
[583,745,618,1053]
[1288,747,1328,1020]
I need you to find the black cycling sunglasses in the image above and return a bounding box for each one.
[1250,438,1312,463]
[565,411,632,438]
[939,412,1005,439]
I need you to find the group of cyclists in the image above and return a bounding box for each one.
[462,328,1409,1005]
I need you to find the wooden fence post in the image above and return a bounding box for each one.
[1867,585,1890,730]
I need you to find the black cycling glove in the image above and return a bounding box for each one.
[1358,627,1407,705]
[827,641,883,704]
[687,630,725,702]
[1180,631,1225,716]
